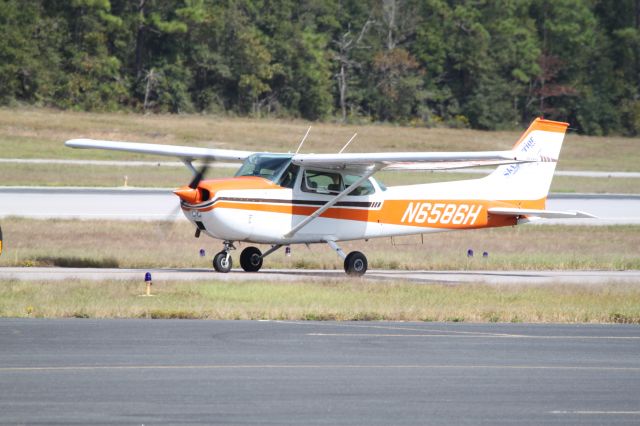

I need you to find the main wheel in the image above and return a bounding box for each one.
[213,251,232,273]
[240,246,263,272]
[344,251,367,276]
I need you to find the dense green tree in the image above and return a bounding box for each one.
[0,0,638,135]
[595,0,640,135]
[530,0,602,132]
[55,0,128,110]
[0,1,61,105]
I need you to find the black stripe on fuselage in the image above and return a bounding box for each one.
[181,197,380,210]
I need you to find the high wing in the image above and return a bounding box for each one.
[292,150,541,172]
[66,139,538,173]
[488,207,596,219]
[65,139,253,162]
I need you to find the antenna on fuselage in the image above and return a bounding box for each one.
[339,133,358,153]
[295,126,312,154]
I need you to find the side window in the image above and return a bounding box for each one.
[302,170,343,194]
[345,175,375,196]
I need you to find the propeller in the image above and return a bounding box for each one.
[157,158,215,239]
[188,159,210,189]
[175,159,212,204]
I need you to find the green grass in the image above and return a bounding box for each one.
[1,279,639,323]
[1,218,639,271]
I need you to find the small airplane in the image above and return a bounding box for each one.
[66,117,594,276]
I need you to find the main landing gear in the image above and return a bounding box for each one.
[240,246,262,272]
[212,240,367,276]
[213,242,282,273]
[326,240,368,276]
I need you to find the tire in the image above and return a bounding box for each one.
[344,251,367,276]
[240,246,263,272]
[213,251,232,273]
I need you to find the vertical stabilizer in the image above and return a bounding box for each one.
[483,118,569,205]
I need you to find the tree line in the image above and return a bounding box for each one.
[1,0,639,135]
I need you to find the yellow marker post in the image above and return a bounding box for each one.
[141,272,154,297]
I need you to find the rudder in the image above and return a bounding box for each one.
[483,118,569,205]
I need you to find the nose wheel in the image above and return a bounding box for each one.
[213,251,232,272]
[213,241,235,273]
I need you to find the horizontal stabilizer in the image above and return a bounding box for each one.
[488,207,596,219]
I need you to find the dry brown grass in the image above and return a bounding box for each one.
[1,279,639,323]
[2,107,639,171]
[1,218,638,270]
[0,162,224,187]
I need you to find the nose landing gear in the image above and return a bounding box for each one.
[213,241,235,273]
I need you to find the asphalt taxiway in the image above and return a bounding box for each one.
[1,319,639,424]
[2,266,640,284]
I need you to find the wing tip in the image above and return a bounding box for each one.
[65,138,91,148]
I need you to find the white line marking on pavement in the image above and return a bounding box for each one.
[275,320,517,337]
[550,410,640,415]
[307,333,640,340]
[2,364,640,373]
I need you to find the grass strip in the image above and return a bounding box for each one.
[3,219,639,271]
[2,107,639,172]
[1,279,639,323]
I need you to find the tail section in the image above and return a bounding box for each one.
[483,118,568,206]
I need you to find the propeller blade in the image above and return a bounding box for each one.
[188,170,204,189]
[188,159,211,189]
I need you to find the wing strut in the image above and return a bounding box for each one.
[181,159,197,176]
[283,165,382,239]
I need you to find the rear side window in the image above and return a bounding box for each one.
[300,170,376,196]
[345,174,375,196]
[302,170,343,194]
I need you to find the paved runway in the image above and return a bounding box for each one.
[1,319,639,424]
[2,266,640,284]
[1,187,640,224]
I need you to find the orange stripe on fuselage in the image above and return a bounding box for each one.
[187,197,544,230]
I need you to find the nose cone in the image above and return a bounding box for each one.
[173,186,198,204]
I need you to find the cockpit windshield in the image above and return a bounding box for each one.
[234,153,293,182]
